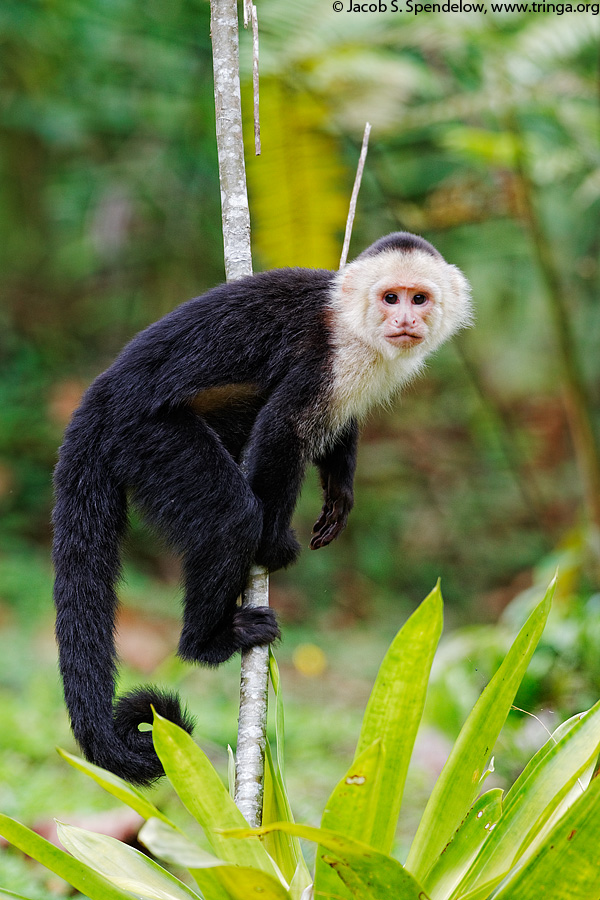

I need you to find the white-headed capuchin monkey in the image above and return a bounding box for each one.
[53,232,472,783]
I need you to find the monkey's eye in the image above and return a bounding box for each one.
[412,293,428,305]
[383,292,399,304]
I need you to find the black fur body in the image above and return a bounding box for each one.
[53,231,472,785]
[53,267,359,784]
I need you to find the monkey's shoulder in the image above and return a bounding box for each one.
[123,267,335,353]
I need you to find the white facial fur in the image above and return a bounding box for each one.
[327,246,472,427]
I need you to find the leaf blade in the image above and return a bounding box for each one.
[0,814,133,900]
[152,712,279,877]
[406,578,554,882]
[355,582,444,853]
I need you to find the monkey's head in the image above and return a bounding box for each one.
[335,232,473,362]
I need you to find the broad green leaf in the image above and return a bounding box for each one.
[58,748,172,825]
[263,740,310,889]
[57,822,200,900]
[61,819,290,900]
[0,814,133,900]
[355,582,444,853]
[493,774,600,899]
[503,709,589,810]
[152,712,279,877]
[224,822,428,899]
[139,817,225,869]
[328,861,425,900]
[139,818,269,900]
[207,866,291,899]
[422,789,503,899]
[459,876,506,900]
[314,740,384,900]
[454,699,600,895]
[406,578,554,883]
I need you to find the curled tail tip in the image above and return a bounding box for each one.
[77,687,195,786]
[114,686,196,737]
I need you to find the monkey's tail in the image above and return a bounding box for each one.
[53,439,194,785]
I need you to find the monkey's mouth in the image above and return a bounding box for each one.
[386,331,423,346]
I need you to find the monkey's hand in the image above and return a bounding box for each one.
[310,488,353,550]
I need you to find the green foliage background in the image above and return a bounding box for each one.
[0,4,599,892]
[2,0,598,616]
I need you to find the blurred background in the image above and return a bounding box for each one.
[1,0,599,893]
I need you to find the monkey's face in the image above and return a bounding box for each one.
[375,281,436,350]
[338,248,472,360]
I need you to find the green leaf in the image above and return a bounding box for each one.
[289,863,313,900]
[406,578,554,883]
[503,709,588,805]
[57,748,172,825]
[314,741,384,899]
[422,789,503,899]
[455,699,600,896]
[492,774,600,899]
[263,740,310,889]
[0,814,133,900]
[57,822,201,900]
[139,818,267,900]
[458,876,507,900]
[139,817,225,869]
[269,649,286,781]
[355,582,444,854]
[204,866,291,899]
[224,822,428,899]
[61,819,291,900]
[152,711,279,877]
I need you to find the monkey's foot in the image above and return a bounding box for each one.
[232,604,280,649]
[178,606,280,666]
[255,528,301,572]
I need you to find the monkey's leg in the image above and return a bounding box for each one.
[118,408,279,666]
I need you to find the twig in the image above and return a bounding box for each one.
[251,5,260,156]
[210,0,269,829]
[242,1,260,155]
[339,122,371,269]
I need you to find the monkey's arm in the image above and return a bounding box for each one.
[310,418,358,550]
[242,375,318,573]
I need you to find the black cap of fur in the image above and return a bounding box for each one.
[357,231,442,260]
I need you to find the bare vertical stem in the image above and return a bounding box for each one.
[210,0,253,281]
[509,113,600,536]
[339,122,371,268]
[233,565,270,824]
[210,0,269,828]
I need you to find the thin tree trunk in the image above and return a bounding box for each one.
[509,114,600,537]
[210,0,270,829]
